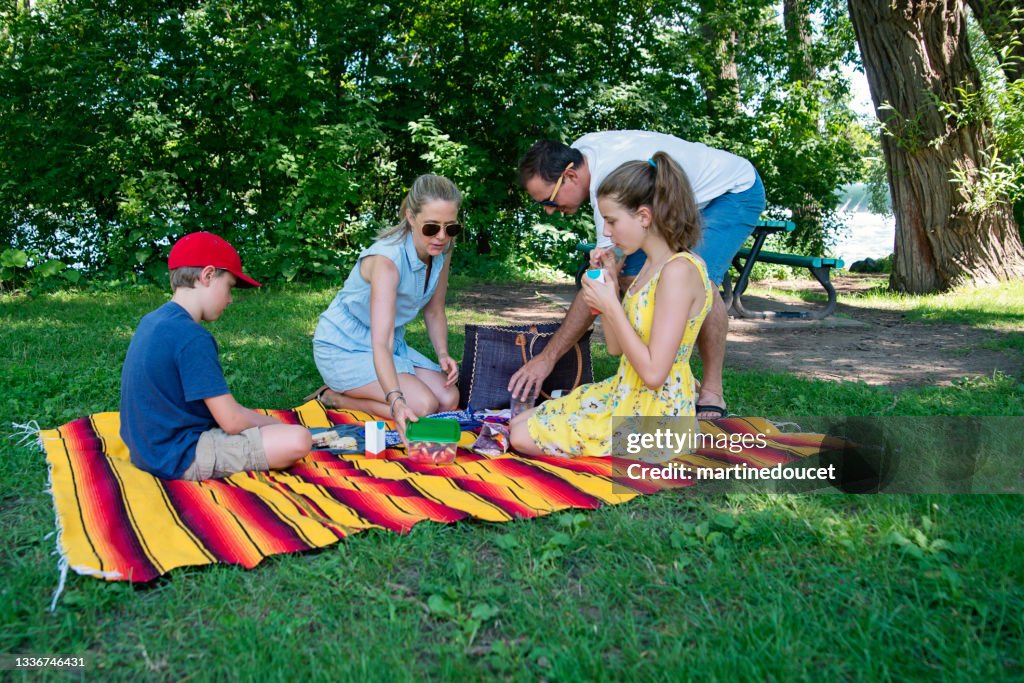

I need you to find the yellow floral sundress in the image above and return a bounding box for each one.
[526,251,713,457]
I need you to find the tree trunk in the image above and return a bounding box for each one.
[784,0,823,246]
[848,0,1024,293]
[699,2,740,131]
[966,0,1024,83]
[784,0,816,83]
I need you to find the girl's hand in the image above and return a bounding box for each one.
[589,247,610,269]
[589,248,618,272]
[590,247,624,281]
[581,271,620,315]
[439,355,459,387]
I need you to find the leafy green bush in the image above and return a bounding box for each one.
[0,249,81,293]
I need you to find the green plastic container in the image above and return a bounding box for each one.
[406,418,461,464]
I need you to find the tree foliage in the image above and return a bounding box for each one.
[967,0,1024,84]
[0,0,871,283]
[964,7,1024,233]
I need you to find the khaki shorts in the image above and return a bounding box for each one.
[181,427,269,481]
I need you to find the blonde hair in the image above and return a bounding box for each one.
[596,151,702,252]
[376,174,462,242]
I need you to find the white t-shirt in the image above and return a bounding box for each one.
[573,131,756,249]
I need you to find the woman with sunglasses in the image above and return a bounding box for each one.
[309,174,463,439]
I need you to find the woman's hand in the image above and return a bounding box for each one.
[581,270,621,315]
[391,397,418,443]
[438,355,459,387]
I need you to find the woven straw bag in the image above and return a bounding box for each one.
[458,323,593,410]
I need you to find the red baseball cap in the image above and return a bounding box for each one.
[168,232,261,288]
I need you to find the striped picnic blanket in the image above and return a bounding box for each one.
[40,402,834,583]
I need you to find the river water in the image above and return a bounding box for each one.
[829,183,895,264]
[831,210,895,264]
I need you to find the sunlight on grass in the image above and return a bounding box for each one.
[849,280,1024,353]
[744,276,1024,353]
[845,280,1024,323]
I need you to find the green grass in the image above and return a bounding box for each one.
[744,276,1024,324]
[744,278,1024,354]
[1,281,1022,680]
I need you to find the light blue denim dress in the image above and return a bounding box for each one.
[313,231,446,392]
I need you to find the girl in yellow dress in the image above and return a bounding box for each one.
[509,151,713,457]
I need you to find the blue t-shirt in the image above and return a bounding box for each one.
[119,301,230,479]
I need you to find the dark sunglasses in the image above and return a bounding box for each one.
[421,221,462,238]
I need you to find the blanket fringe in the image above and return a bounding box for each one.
[9,420,44,451]
[768,420,803,433]
[45,438,70,612]
[49,557,69,613]
[70,565,124,581]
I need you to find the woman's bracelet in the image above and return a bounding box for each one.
[384,388,403,403]
[389,394,407,417]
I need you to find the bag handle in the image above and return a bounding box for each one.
[515,326,584,400]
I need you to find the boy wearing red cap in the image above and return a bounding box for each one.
[119,232,311,480]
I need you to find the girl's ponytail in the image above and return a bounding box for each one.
[597,152,701,252]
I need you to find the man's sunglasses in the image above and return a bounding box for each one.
[421,221,462,238]
[536,162,574,208]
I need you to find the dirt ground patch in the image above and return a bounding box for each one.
[451,275,1024,388]
[451,283,575,325]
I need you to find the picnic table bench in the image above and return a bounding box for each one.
[574,219,845,320]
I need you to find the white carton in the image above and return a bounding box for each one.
[364,420,387,457]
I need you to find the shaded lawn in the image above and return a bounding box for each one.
[1,281,1021,679]
[746,279,1024,354]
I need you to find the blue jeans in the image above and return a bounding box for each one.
[621,173,767,285]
